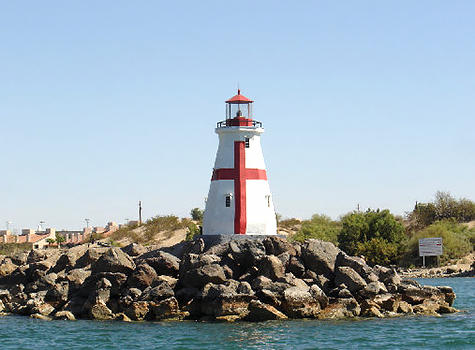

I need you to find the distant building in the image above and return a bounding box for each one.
[1,228,56,249]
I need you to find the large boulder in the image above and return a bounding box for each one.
[89,301,114,320]
[139,251,180,277]
[91,248,136,275]
[75,248,103,269]
[125,301,150,321]
[127,263,158,290]
[257,255,285,280]
[335,252,378,283]
[301,240,341,277]
[64,268,91,292]
[245,300,287,321]
[0,260,17,277]
[44,282,69,308]
[51,245,90,273]
[150,297,187,320]
[281,286,321,318]
[263,237,297,256]
[181,264,227,288]
[317,298,361,319]
[139,281,174,302]
[122,243,147,257]
[229,240,266,269]
[200,280,254,318]
[334,266,367,293]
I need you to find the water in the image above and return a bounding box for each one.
[0,278,473,349]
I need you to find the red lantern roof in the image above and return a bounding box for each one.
[225,89,254,104]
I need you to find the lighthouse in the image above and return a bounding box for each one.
[202,90,277,236]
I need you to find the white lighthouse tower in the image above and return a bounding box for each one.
[202,90,277,236]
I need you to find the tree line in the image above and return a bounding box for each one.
[287,191,475,267]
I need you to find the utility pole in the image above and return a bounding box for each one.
[357,204,360,212]
[138,201,142,226]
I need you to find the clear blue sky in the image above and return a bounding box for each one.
[1,1,474,231]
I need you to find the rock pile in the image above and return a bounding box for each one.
[0,237,457,322]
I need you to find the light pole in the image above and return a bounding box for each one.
[85,218,90,229]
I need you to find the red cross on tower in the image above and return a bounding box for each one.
[211,141,267,234]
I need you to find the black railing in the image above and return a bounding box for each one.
[216,119,263,128]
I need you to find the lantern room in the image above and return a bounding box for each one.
[225,89,254,119]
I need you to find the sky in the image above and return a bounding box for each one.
[1,1,474,231]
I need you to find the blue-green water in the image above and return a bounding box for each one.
[0,278,473,349]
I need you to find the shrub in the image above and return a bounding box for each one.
[402,220,474,266]
[357,237,399,266]
[407,191,475,229]
[185,221,201,241]
[291,214,340,244]
[338,209,405,265]
[190,208,204,222]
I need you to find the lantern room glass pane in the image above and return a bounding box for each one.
[229,103,251,119]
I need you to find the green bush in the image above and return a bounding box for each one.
[291,214,340,244]
[407,191,475,229]
[143,215,185,242]
[402,220,474,266]
[190,208,204,222]
[185,221,201,240]
[337,209,405,265]
[357,237,398,266]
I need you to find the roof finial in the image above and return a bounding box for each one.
[237,81,240,95]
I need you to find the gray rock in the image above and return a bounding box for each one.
[91,248,136,275]
[245,300,287,321]
[74,248,103,269]
[335,252,377,283]
[229,240,266,268]
[263,237,297,256]
[44,282,69,308]
[359,281,388,298]
[122,243,147,257]
[141,251,181,277]
[310,284,329,308]
[127,263,158,290]
[288,256,305,278]
[301,240,341,277]
[140,281,174,302]
[182,264,227,288]
[258,255,285,280]
[335,266,367,293]
[281,286,321,318]
[54,310,76,320]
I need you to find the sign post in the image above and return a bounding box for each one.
[418,237,443,267]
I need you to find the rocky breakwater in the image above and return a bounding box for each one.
[0,237,458,322]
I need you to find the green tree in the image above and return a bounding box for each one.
[55,233,65,248]
[190,208,204,222]
[292,214,341,244]
[338,209,405,265]
[46,238,55,245]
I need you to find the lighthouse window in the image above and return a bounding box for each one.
[245,138,250,148]
[225,195,231,207]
